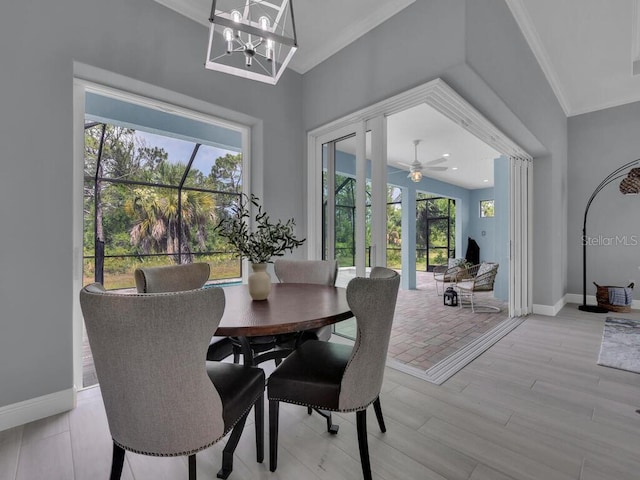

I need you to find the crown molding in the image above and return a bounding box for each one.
[154,0,209,27]
[569,90,640,117]
[154,0,416,74]
[309,78,532,160]
[504,0,572,116]
[292,0,416,74]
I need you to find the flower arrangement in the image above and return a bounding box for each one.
[215,194,305,264]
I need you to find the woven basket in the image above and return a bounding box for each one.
[594,282,634,313]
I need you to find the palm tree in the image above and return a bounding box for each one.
[125,165,216,264]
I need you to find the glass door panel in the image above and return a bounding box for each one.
[427,218,449,270]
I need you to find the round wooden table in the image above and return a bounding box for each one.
[215,283,353,365]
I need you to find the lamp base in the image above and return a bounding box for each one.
[578,304,609,313]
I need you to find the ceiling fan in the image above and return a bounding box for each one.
[399,139,448,182]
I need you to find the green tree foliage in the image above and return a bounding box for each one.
[480,199,494,217]
[83,123,243,286]
[416,194,456,269]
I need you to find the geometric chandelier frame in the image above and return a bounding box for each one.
[206,0,298,85]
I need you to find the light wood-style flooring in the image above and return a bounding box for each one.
[3,305,640,480]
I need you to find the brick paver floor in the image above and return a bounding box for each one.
[336,269,508,371]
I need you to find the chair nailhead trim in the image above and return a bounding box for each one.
[266,397,375,413]
[114,392,264,457]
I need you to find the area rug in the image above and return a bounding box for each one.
[597,317,640,374]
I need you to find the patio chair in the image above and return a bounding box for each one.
[134,263,238,363]
[79,283,265,480]
[267,267,400,480]
[455,262,500,313]
[433,258,467,295]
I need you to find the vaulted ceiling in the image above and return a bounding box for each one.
[153,0,639,188]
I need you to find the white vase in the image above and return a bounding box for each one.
[248,263,271,301]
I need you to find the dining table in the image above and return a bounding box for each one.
[215,282,353,366]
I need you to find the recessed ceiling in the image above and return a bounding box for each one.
[386,103,500,190]
[506,0,640,116]
[153,0,415,74]
[337,103,500,190]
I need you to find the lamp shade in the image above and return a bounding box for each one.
[206,0,298,85]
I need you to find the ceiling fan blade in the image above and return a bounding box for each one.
[425,166,448,171]
[426,157,447,166]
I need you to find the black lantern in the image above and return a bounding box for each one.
[444,287,458,306]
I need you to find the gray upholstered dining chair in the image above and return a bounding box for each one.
[267,267,400,480]
[273,258,340,432]
[274,258,338,343]
[134,263,238,362]
[80,283,265,480]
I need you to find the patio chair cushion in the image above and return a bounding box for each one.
[476,262,494,277]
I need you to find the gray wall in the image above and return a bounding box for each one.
[0,0,571,415]
[303,0,568,308]
[464,0,568,308]
[0,0,303,408]
[567,102,640,298]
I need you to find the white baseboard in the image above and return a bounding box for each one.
[0,388,76,432]
[533,296,567,316]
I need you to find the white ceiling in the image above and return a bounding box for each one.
[506,0,640,116]
[153,0,640,188]
[386,104,500,190]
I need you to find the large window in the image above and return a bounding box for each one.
[83,122,243,289]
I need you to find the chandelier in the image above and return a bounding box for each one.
[206,0,298,85]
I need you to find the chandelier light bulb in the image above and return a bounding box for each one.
[266,38,274,61]
[223,28,234,53]
[231,10,242,22]
[259,16,270,30]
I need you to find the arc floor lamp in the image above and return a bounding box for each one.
[579,159,640,312]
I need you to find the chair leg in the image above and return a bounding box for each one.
[254,395,264,463]
[269,400,279,472]
[188,454,196,480]
[109,442,125,480]
[307,406,312,415]
[356,409,373,480]
[232,346,240,364]
[217,412,249,479]
[372,397,386,433]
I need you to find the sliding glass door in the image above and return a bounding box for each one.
[310,120,386,339]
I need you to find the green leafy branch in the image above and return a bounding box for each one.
[215,194,305,264]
